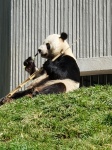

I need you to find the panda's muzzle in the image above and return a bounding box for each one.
[38,49,48,58]
[38,49,41,53]
[38,49,47,55]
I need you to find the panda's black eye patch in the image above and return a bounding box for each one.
[46,43,50,50]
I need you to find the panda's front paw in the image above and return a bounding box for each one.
[43,60,52,70]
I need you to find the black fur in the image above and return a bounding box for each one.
[24,57,34,67]
[9,83,66,99]
[11,88,33,99]
[60,32,68,41]
[24,57,36,75]
[43,55,80,82]
[46,43,50,50]
[0,97,5,106]
[33,83,66,96]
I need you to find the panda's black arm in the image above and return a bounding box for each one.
[43,59,65,79]
[43,55,80,81]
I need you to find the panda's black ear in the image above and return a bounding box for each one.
[60,32,68,41]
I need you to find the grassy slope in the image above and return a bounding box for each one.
[0,85,112,150]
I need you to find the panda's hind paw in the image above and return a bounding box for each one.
[32,90,39,97]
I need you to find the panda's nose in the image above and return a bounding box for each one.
[38,49,41,53]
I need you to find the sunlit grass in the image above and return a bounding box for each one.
[0,85,112,150]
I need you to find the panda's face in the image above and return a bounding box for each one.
[38,34,64,59]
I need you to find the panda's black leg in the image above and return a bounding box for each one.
[0,97,7,106]
[11,88,33,99]
[32,83,66,96]
[0,88,34,106]
[32,91,39,97]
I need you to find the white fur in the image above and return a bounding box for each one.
[28,33,79,93]
[39,79,79,92]
[38,34,76,60]
[29,75,79,93]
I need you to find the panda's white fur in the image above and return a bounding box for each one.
[38,34,75,60]
[29,33,80,94]
[0,32,80,106]
[29,77,79,93]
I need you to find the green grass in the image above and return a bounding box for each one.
[0,85,112,150]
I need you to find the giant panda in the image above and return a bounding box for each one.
[0,32,80,105]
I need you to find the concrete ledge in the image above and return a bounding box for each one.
[77,56,112,76]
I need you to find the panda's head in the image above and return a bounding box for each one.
[38,32,75,59]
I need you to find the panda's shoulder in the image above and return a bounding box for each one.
[58,55,76,62]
